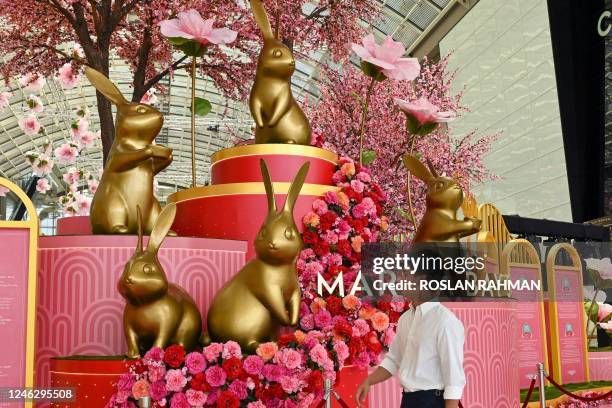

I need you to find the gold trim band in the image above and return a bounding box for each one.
[211,145,338,165]
[168,182,339,203]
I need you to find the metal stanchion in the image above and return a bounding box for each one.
[324,378,332,408]
[138,396,151,408]
[537,362,546,408]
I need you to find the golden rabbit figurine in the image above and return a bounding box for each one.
[118,203,202,358]
[204,159,309,352]
[403,154,481,242]
[249,0,311,145]
[85,67,173,235]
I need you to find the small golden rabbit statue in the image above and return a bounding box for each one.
[118,203,202,358]
[249,0,311,145]
[402,154,481,242]
[204,159,309,352]
[85,67,173,235]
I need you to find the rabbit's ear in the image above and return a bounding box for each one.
[136,205,144,254]
[402,154,432,182]
[260,159,276,213]
[425,158,439,178]
[251,0,274,40]
[147,203,177,254]
[283,162,310,214]
[85,67,128,106]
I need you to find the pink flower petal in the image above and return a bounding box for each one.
[159,19,194,39]
[205,27,238,45]
[373,36,406,64]
[382,57,420,80]
[361,34,378,55]
[178,10,207,38]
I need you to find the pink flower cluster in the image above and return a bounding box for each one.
[107,334,346,408]
[298,157,407,368]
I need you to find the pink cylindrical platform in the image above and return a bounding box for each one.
[368,301,519,408]
[35,235,247,389]
[588,351,612,381]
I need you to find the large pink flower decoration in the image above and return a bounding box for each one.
[58,63,80,89]
[395,97,456,125]
[159,10,237,45]
[19,115,41,135]
[352,34,420,81]
[0,91,12,110]
[54,143,79,165]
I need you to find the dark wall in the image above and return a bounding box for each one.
[546,0,607,222]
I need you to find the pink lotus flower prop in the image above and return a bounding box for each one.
[395,96,456,135]
[160,10,237,56]
[352,34,420,81]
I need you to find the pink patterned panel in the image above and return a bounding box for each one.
[588,352,612,381]
[35,235,247,389]
[368,301,519,408]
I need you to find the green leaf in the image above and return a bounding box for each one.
[191,97,212,117]
[360,61,386,81]
[405,114,420,134]
[417,122,439,136]
[168,37,205,57]
[395,207,413,222]
[361,150,377,166]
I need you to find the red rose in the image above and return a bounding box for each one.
[348,337,365,360]
[313,242,330,257]
[320,211,338,230]
[163,344,185,368]
[350,218,365,233]
[389,310,401,323]
[302,230,319,245]
[337,240,352,257]
[364,332,383,354]
[377,300,391,313]
[344,188,363,203]
[334,319,353,338]
[278,333,297,348]
[306,370,324,393]
[190,372,211,392]
[326,296,343,316]
[217,390,240,408]
[222,357,243,380]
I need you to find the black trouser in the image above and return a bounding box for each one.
[400,390,444,408]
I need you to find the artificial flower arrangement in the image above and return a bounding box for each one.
[106,157,408,407]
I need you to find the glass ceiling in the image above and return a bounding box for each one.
[0,0,452,202]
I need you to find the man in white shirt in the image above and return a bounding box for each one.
[356,250,466,408]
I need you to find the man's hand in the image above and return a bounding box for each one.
[355,379,370,407]
[445,399,460,408]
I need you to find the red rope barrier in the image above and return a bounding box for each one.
[546,376,612,403]
[520,379,537,408]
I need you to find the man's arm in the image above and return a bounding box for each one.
[438,316,466,407]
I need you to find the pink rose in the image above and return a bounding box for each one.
[350,179,365,193]
[371,311,390,331]
[262,363,284,382]
[117,373,135,392]
[185,389,206,407]
[356,172,371,183]
[278,348,302,370]
[383,327,396,346]
[352,34,420,81]
[204,365,227,387]
[170,392,189,408]
[222,340,243,359]
[324,191,339,205]
[148,365,166,383]
[321,230,339,245]
[312,199,329,214]
[333,340,349,363]
[185,352,206,374]
[159,10,237,45]
[144,347,164,362]
[353,319,370,337]
[19,115,41,135]
[300,313,315,331]
[164,369,187,392]
[243,355,264,375]
[203,342,223,362]
[228,379,248,399]
[149,380,168,401]
[314,310,332,329]
[280,376,301,394]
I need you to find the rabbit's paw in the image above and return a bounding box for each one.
[111,224,129,234]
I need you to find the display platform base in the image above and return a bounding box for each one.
[589,351,612,381]
[35,235,247,390]
[169,144,339,259]
[47,356,132,408]
[369,300,519,408]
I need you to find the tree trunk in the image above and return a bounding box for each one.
[96,94,115,164]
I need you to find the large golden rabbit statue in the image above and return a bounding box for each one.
[85,67,173,235]
[249,0,311,145]
[204,159,309,352]
[403,154,481,242]
[118,203,202,358]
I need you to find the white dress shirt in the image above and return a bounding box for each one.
[380,302,466,400]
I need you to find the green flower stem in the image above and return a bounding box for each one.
[405,122,417,228]
[587,288,600,343]
[358,77,377,165]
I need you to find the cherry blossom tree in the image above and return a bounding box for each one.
[0,0,379,163]
[307,56,498,237]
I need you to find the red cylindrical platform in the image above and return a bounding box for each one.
[170,145,339,259]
